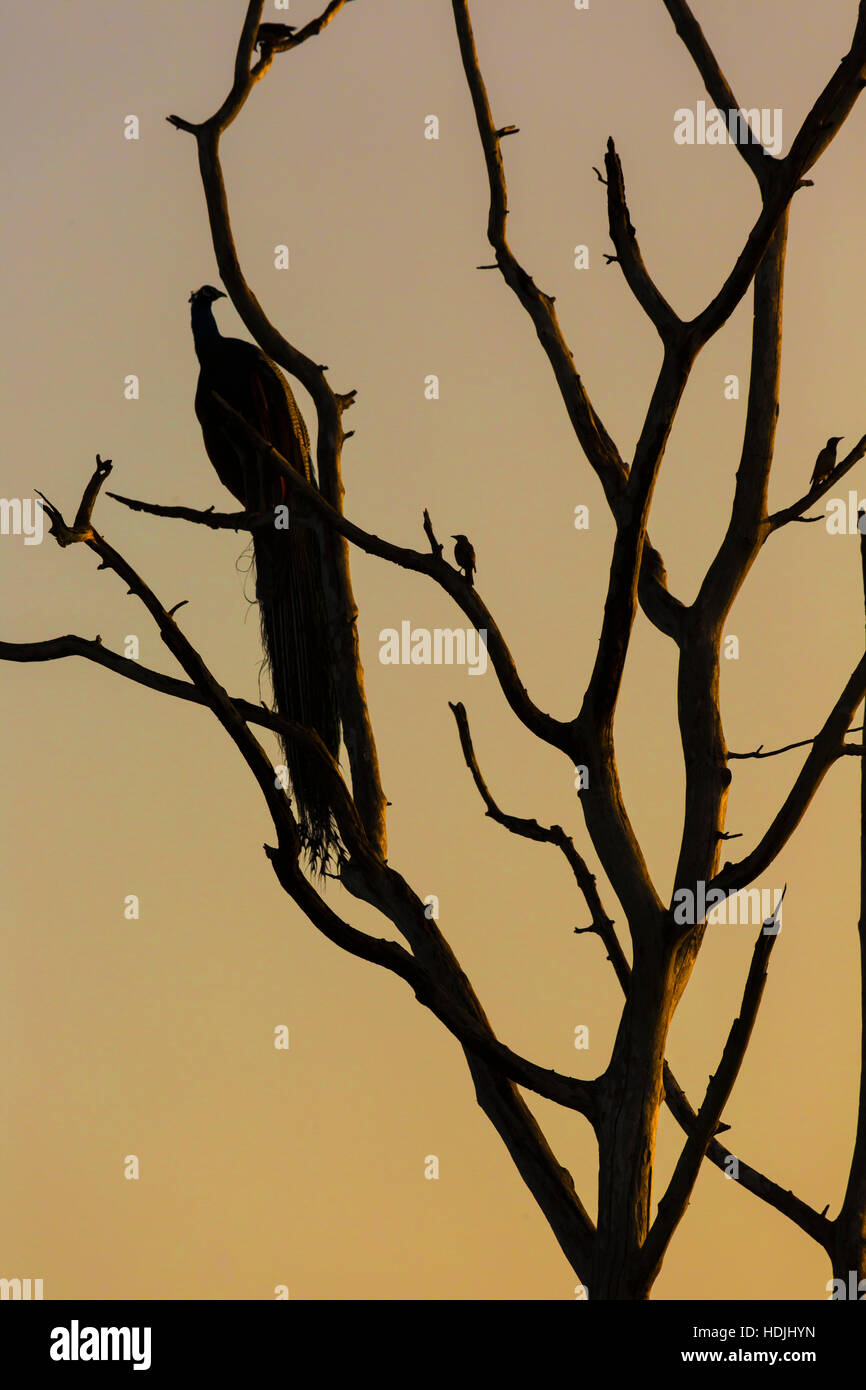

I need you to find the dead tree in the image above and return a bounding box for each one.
[3,0,866,1300]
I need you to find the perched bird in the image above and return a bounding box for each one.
[255,23,297,51]
[811,436,843,489]
[452,533,476,585]
[189,285,340,873]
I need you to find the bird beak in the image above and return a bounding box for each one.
[213,289,226,299]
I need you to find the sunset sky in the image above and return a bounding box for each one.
[2,0,865,1300]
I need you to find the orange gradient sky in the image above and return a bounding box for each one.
[2,0,866,1299]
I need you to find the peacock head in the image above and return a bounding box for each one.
[189,285,226,305]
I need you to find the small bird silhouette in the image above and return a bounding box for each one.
[256,23,297,52]
[452,534,476,584]
[810,436,843,488]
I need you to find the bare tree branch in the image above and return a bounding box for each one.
[729,727,864,761]
[602,137,682,342]
[831,502,866,1285]
[688,7,866,347]
[573,344,691,934]
[0,632,286,722]
[661,0,777,185]
[660,1064,834,1248]
[672,206,789,909]
[642,919,782,1281]
[106,493,257,530]
[273,839,600,1115]
[713,654,866,896]
[766,434,866,532]
[447,699,626,969]
[450,0,685,648]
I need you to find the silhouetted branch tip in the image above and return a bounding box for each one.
[422,508,444,557]
[107,491,258,532]
[166,114,199,134]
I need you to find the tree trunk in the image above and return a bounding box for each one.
[591,942,676,1299]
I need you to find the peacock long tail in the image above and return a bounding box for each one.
[253,489,341,873]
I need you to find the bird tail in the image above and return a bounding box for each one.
[253,509,342,876]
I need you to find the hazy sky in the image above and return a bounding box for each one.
[2,0,865,1300]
